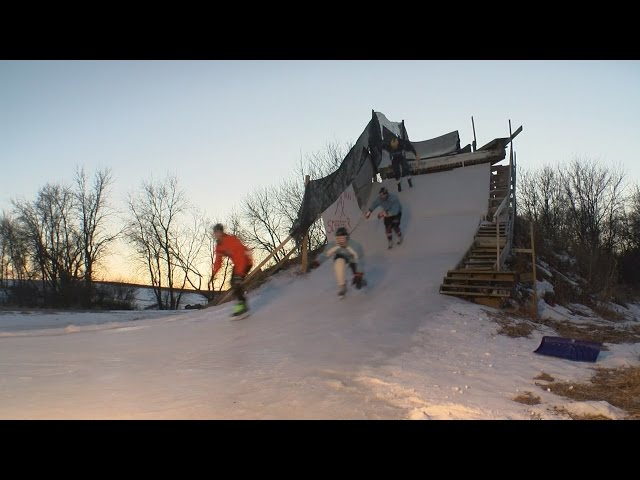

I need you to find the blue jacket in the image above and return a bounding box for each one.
[367,192,402,217]
[316,239,365,271]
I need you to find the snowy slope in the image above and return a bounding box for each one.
[1,164,639,419]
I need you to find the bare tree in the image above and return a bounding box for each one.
[557,158,626,295]
[172,207,210,299]
[125,174,194,310]
[74,167,119,305]
[13,183,83,306]
[562,158,625,250]
[126,198,164,307]
[517,165,567,241]
[242,184,291,263]
[0,212,34,305]
[0,213,28,285]
[299,138,348,179]
[629,185,640,250]
[618,184,640,286]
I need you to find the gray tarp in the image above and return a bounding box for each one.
[290,112,464,242]
[409,131,461,160]
[289,112,382,242]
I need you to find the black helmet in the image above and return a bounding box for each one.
[213,223,224,233]
[335,227,349,237]
[379,187,388,196]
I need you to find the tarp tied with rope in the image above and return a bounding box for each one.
[290,111,383,242]
[290,110,442,242]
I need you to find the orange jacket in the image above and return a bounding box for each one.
[213,233,253,276]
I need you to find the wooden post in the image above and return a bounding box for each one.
[471,116,477,152]
[508,119,514,251]
[300,174,311,273]
[530,222,538,319]
[496,220,500,271]
[513,151,517,221]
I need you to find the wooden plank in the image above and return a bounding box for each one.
[471,116,477,152]
[447,271,516,279]
[531,222,538,319]
[300,175,311,273]
[447,270,517,275]
[519,272,534,282]
[508,125,523,143]
[440,290,511,298]
[473,297,504,308]
[409,148,506,171]
[475,239,507,246]
[446,276,516,283]
[444,280,515,287]
[440,284,513,291]
[513,248,532,253]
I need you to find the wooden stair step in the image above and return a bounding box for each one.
[447,270,516,278]
[443,278,515,285]
[447,269,517,274]
[440,284,512,292]
[446,275,516,281]
[440,289,511,298]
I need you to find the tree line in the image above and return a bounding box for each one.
[517,157,640,302]
[0,141,349,309]
[3,150,637,310]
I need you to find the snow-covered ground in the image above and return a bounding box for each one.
[1,164,639,419]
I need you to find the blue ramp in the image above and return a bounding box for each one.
[534,336,603,363]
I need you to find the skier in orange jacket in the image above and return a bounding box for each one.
[211,223,253,318]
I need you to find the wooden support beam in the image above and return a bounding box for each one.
[300,174,311,273]
[530,223,538,319]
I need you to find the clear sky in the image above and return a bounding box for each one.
[1,60,639,280]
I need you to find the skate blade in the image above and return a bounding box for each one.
[231,312,250,320]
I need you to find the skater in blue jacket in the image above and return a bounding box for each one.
[365,186,403,249]
[310,227,366,298]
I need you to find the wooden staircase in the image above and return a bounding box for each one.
[439,164,517,307]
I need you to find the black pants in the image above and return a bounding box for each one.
[391,155,411,181]
[383,212,402,239]
[231,264,252,304]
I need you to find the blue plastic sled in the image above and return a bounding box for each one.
[534,336,603,363]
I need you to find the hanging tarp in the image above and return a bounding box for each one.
[409,131,461,160]
[289,112,382,242]
[289,111,468,242]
